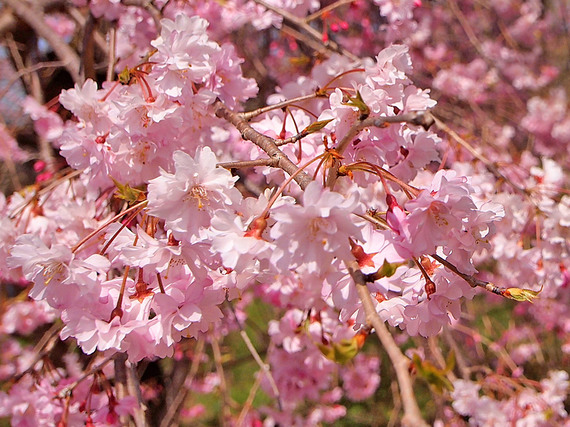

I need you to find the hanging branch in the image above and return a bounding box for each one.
[345,259,429,427]
[430,253,541,303]
[4,0,82,83]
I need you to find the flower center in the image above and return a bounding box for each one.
[189,185,208,209]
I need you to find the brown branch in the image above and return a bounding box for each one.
[217,158,279,170]
[336,111,435,156]
[211,337,233,426]
[214,100,313,190]
[113,353,130,426]
[241,92,323,121]
[4,0,82,83]
[346,259,428,427]
[127,361,148,427]
[107,24,117,81]
[66,6,109,59]
[80,12,97,82]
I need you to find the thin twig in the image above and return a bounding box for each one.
[327,111,434,189]
[305,0,355,22]
[13,322,62,382]
[58,353,116,398]
[72,199,148,253]
[443,328,470,379]
[280,23,331,59]
[225,300,283,411]
[235,372,263,427]
[211,337,233,426]
[0,60,66,101]
[429,112,527,195]
[4,0,82,83]
[386,380,402,427]
[252,0,358,60]
[241,92,322,120]
[217,158,279,170]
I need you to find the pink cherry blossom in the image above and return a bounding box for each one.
[147,147,241,241]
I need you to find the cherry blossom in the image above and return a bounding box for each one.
[1,0,569,425]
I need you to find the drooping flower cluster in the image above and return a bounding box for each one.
[1,0,569,425]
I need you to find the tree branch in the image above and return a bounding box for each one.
[4,0,82,83]
[346,259,428,427]
[214,100,313,190]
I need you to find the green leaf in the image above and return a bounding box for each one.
[369,259,404,281]
[118,67,131,85]
[345,91,370,116]
[318,337,361,364]
[503,287,541,303]
[302,119,333,135]
[110,177,145,204]
[412,354,454,394]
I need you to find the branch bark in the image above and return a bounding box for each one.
[214,100,313,190]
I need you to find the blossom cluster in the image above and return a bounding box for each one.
[0,0,568,425]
